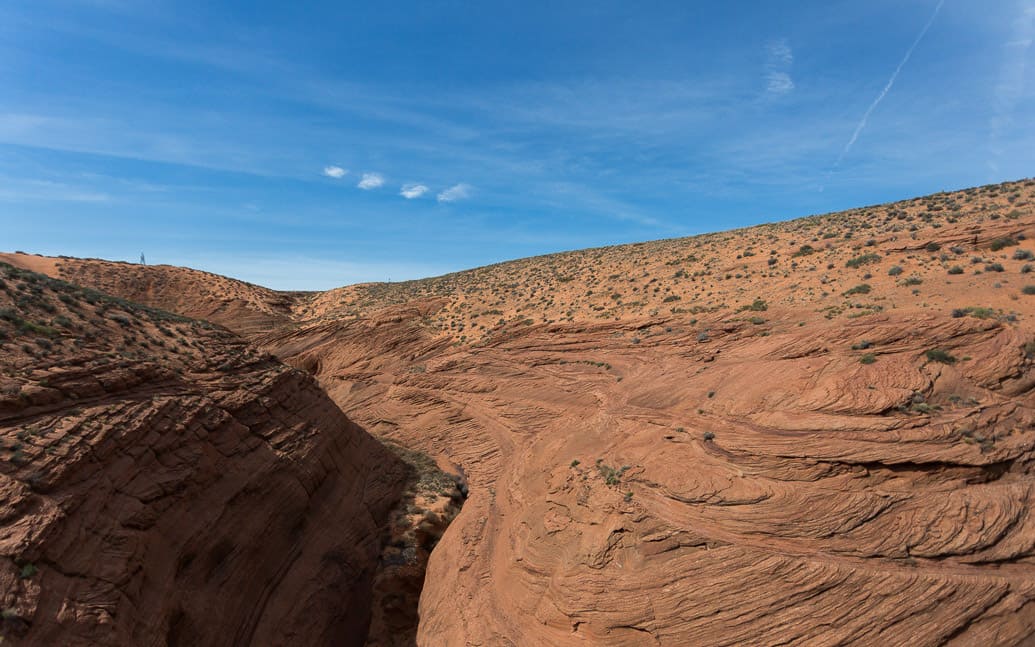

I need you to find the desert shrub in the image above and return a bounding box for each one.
[596,460,629,486]
[925,242,941,252]
[846,253,881,268]
[888,265,904,276]
[1022,286,1035,295]
[948,266,964,275]
[990,237,1018,251]
[1013,249,1034,261]
[953,306,997,319]
[860,353,876,364]
[740,298,767,312]
[925,349,957,364]
[1025,341,1035,358]
[985,263,1005,273]
[792,245,816,257]
[843,284,871,296]
[901,276,923,286]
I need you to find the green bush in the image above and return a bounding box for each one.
[925,349,957,364]
[888,265,904,276]
[1022,286,1035,295]
[739,298,767,312]
[843,284,871,296]
[953,306,997,319]
[846,253,881,268]
[990,237,1018,251]
[947,266,964,275]
[596,461,629,486]
[860,353,876,364]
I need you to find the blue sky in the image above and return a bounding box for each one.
[1,0,1033,289]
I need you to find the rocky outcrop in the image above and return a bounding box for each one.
[257,181,1035,645]
[0,253,303,337]
[5,178,1035,645]
[261,304,1035,646]
[0,264,406,645]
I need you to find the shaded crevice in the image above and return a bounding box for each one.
[365,443,467,647]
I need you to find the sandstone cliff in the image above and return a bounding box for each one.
[0,263,407,645]
[8,178,1035,645]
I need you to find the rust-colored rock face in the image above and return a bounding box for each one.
[0,254,304,338]
[265,179,1035,646]
[6,178,1035,645]
[0,264,407,645]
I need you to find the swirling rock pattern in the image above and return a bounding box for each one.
[0,264,407,645]
[9,178,1035,645]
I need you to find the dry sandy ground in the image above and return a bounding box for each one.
[4,177,1035,645]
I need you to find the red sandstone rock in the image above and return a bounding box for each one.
[5,178,1035,645]
[0,265,407,645]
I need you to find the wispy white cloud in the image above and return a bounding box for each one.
[0,177,111,203]
[357,172,384,189]
[541,182,667,229]
[766,40,793,67]
[322,165,347,178]
[400,183,428,199]
[988,1,1035,175]
[764,39,794,95]
[766,72,795,95]
[831,0,945,171]
[437,183,471,202]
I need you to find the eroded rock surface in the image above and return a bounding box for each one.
[0,264,406,645]
[266,180,1035,646]
[8,178,1035,645]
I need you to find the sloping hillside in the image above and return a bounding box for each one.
[0,254,306,338]
[6,177,1035,645]
[300,179,1035,344]
[268,178,1035,645]
[0,263,408,645]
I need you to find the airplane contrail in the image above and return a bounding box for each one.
[825,0,946,182]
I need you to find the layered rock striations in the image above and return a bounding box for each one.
[0,264,406,645]
[5,178,1035,645]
